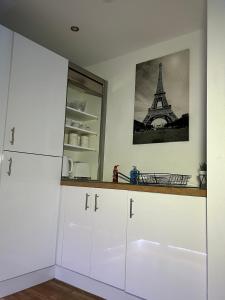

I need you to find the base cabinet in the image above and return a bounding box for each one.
[61,187,93,276]
[58,186,207,300]
[0,151,61,281]
[90,188,127,288]
[60,187,127,289]
[125,191,207,300]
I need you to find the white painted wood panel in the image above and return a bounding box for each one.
[4,33,68,156]
[125,191,206,300]
[90,188,127,289]
[0,25,13,147]
[0,151,61,281]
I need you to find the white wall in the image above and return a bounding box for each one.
[88,31,206,185]
[207,0,225,299]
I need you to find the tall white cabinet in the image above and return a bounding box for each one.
[0,151,61,281]
[0,25,13,147]
[0,29,68,283]
[4,33,68,156]
[125,191,207,300]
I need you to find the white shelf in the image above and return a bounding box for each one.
[66,106,98,121]
[64,143,96,152]
[65,125,97,136]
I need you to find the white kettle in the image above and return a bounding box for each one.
[62,156,73,178]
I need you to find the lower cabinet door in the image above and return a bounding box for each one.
[90,188,127,289]
[0,151,61,281]
[61,187,93,276]
[60,187,128,289]
[125,191,207,300]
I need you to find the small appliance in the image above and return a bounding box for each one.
[62,155,73,177]
[73,162,90,179]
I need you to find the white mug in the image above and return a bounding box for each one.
[69,133,79,145]
[81,135,89,148]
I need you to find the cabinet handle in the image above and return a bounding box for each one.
[130,198,134,218]
[10,127,15,145]
[94,194,99,212]
[85,193,90,210]
[7,158,12,176]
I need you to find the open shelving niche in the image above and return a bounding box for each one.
[63,64,107,181]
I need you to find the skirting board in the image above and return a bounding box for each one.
[55,265,142,300]
[0,266,55,298]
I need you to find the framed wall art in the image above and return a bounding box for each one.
[133,49,189,144]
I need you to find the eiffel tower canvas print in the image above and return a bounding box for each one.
[133,49,189,144]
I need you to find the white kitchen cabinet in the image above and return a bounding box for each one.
[125,191,207,300]
[0,25,13,147]
[60,187,127,289]
[4,33,68,156]
[0,147,3,178]
[61,186,93,276]
[90,188,127,288]
[0,151,61,281]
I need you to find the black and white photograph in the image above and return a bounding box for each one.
[133,49,189,144]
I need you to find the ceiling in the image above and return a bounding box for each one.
[0,0,205,67]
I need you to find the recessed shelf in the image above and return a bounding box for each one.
[65,125,97,136]
[64,143,96,152]
[68,77,103,98]
[66,106,98,121]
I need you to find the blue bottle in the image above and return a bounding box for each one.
[130,166,139,185]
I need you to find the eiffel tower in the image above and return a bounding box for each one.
[143,63,178,126]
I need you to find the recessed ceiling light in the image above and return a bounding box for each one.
[70,26,79,32]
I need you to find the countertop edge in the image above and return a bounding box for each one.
[60,180,207,197]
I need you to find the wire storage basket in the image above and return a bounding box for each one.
[138,173,191,186]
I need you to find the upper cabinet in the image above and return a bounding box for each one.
[63,64,107,180]
[0,25,13,147]
[4,33,68,156]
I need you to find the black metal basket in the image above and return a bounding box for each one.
[138,173,191,186]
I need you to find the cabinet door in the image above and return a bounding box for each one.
[90,188,127,289]
[126,191,206,300]
[0,25,13,147]
[4,33,68,156]
[0,147,3,176]
[0,151,61,281]
[61,187,93,276]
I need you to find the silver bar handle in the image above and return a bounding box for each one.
[85,193,90,210]
[7,158,12,176]
[94,194,99,212]
[130,198,134,218]
[10,127,15,145]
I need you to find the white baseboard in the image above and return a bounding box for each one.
[0,266,55,298]
[0,265,143,299]
[55,265,142,300]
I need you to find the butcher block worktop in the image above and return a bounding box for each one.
[61,180,207,197]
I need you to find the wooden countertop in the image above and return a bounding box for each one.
[61,180,207,197]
